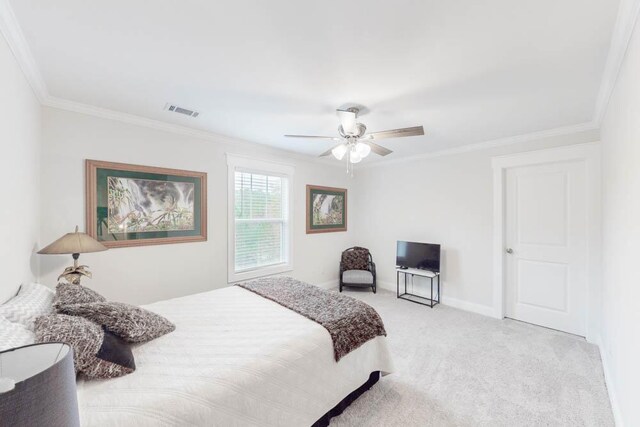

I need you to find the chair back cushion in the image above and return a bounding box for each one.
[341,247,370,270]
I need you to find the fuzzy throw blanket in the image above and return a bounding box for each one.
[237,277,386,362]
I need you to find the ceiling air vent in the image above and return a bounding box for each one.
[164,103,200,118]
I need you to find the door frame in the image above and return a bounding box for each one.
[492,142,601,341]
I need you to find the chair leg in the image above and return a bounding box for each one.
[372,285,376,294]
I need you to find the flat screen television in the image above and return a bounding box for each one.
[396,241,441,272]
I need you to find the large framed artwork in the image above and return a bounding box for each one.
[86,160,207,248]
[306,185,347,234]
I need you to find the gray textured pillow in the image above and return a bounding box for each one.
[34,314,135,379]
[53,283,106,310]
[59,302,175,343]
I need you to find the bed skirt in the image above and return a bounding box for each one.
[312,371,380,427]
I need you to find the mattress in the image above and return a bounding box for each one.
[76,286,394,426]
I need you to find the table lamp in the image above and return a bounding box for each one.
[0,343,80,427]
[38,226,108,285]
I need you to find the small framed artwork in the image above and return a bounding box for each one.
[306,185,347,234]
[86,160,207,248]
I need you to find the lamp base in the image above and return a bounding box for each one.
[58,254,92,285]
[59,271,86,285]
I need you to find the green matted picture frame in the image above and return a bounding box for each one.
[306,185,347,234]
[86,160,207,248]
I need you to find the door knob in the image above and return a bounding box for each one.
[506,248,514,254]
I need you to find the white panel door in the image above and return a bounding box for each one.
[505,160,587,336]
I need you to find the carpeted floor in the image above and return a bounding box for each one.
[331,289,613,427]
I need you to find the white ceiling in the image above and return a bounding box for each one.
[10,0,619,159]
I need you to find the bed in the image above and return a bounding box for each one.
[75,285,394,426]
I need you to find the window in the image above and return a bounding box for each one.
[227,155,294,282]
[234,172,286,271]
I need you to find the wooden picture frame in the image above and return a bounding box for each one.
[306,185,347,234]
[86,160,207,248]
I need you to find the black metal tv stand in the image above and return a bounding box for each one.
[396,267,440,308]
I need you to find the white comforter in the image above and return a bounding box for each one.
[76,286,394,426]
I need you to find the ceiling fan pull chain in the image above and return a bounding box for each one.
[346,150,350,174]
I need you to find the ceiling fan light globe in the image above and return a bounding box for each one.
[349,151,362,164]
[331,144,347,160]
[355,142,371,158]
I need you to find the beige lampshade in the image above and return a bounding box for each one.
[38,226,108,255]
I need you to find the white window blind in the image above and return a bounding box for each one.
[234,171,289,272]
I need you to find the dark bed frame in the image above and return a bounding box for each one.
[311,371,381,427]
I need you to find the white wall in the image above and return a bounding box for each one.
[39,108,355,305]
[599,14,640,427]
[0,32,41,302]
[352,129,599,314]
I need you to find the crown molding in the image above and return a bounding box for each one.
[37,97,599,172]
[0,0,48,102]
[42,95,348,168]
[43,95,248,147]
[358,121,599,169]
[594,0,640,124]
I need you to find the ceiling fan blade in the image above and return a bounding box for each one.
[365,126,424,141]
[284,134,340,140]
[365,141,393,156]
[319,143,344,157]
[336,109,357,134]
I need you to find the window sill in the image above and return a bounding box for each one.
[228,263,293,284]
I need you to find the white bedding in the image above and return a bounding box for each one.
[76,286,393,426]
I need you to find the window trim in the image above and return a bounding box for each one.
[227,154,295,283]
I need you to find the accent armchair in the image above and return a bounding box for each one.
[339,247,376,293]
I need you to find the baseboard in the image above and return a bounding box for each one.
[376,280,397,293]
[377,281,494,317]
[315,280,338,290]
[439,296,495,317]
[595,339,624,427]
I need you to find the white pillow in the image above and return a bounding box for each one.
[0,283,54,330]
[0,315,35,351]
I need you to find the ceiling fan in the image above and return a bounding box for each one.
[285,107,424,175]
